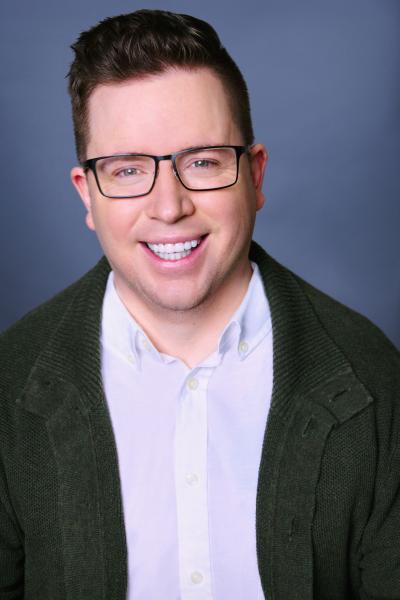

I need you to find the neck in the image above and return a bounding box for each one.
[114,262,253,368]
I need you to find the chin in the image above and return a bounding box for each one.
[148,292,206,314]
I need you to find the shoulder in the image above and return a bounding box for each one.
[251,241,399,398]
[0,257,110,397]
[295,273,399,378]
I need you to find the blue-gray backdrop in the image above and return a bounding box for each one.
[1,0,399,347]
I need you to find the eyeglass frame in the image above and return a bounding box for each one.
[80,145,250,199]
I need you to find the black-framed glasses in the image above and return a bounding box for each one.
[81,145,249,199]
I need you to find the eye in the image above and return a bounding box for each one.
[190,159,216,169]
[115,166,141,178]
[188,158,218,169]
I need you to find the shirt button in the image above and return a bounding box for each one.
[185,473,199,486]
[187,377,199,391]
[141,338,151,351]
[191,571,203,584]
[239,340,249,354]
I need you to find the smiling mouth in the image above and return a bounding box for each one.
[145,236,205,261]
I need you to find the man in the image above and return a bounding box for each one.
[0,9,399,600]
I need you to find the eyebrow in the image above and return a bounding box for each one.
[106,143,226,156]
[180,143,225,152]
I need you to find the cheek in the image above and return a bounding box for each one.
[222,195,256,242]
[92,200,140,242]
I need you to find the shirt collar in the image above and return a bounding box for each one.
[215,261,271,362]
[101,262,271,369]
[100,273,157,370]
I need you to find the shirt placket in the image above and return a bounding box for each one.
[174,367,213,599]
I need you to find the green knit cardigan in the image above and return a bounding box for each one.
[0,242,399,599]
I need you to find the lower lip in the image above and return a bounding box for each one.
[141,236,208,270]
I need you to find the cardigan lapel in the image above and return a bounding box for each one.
[19,257,127,600]
[249,242,373,599]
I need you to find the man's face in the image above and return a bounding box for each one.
[71,68,267,315]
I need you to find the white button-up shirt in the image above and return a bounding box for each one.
[101,263,273,599]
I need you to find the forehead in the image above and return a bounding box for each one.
[86,68,241,156]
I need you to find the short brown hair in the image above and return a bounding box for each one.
[68,9,254,162]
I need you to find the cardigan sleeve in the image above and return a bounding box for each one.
[358,462,400,597]
[358,381,400,599]
[0,468,24,599]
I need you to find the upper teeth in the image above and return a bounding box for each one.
[147,239,200,253]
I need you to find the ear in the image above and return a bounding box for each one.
[70,166,96,231]
[248,143,268,211]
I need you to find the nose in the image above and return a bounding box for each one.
[145,160,195,223]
